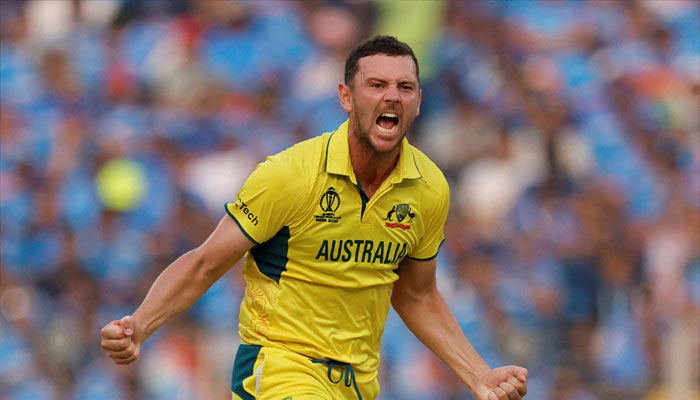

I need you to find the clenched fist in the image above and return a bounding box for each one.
[474,365,528,400]
[100,315,141,365]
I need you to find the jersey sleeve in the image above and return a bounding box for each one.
[225,151,309,244]
[408,180,450,260]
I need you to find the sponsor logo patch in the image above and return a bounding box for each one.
[234,196,259,226]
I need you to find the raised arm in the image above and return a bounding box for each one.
[100,215,254,365]
[391,256,528,400]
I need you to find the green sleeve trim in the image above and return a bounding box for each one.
[225,203,260,245]
[407,238,445,261]
[249,226,290,284]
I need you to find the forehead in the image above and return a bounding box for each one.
[356,54,418,83]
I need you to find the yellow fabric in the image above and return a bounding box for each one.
[225,120,450,380]
[231,346,380,400]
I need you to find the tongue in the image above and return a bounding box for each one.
[377,116,396,130]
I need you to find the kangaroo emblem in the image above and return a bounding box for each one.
[384,203,415,223]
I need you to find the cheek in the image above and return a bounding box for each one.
[401,93,419,108]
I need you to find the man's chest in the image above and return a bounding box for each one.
[287,175,425,269]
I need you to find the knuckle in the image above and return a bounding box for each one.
[116,356,132,365]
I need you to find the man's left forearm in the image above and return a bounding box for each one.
[391,283,490,391]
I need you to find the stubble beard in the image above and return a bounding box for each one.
[351,103,409,156]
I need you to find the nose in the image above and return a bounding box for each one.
[384,84,400,103]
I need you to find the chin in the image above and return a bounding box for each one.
[369,137,402,154]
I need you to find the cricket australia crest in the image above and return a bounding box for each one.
[384,203,414,230]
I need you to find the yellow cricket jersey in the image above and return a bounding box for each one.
[225,120,450,378]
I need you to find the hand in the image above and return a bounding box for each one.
[473,365,528,400]
[100,315,141,365]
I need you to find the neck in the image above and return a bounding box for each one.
[348,128,401,199]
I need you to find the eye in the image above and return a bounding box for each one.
[371,83,383,89]
[401,84,414,91]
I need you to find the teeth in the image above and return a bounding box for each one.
[376,113,399,134]
[376,124,398,134]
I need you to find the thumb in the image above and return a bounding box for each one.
[513,366,528,382]
[120,315,134,337]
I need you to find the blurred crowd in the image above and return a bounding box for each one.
[1,0,698,399]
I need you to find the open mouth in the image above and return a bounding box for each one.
[376,113,399,134]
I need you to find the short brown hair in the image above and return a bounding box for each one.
[344,35,419,86]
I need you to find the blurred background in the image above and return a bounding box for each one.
[0,0,698,399]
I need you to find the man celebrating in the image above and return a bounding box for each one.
[101,35,528,400]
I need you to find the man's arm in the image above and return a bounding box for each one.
[100,215,255,365]
[391,257,528,400]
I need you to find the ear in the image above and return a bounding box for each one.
[416,88,422,116]
[338,83,353,113]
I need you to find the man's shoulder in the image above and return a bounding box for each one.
[288,133,330,154]
[407,143,449,193]
[266,133,329,171]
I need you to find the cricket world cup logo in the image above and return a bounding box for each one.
[320,187,340,213]
[315,187,341,223]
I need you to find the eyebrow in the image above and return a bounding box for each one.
[364,76,418,86]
